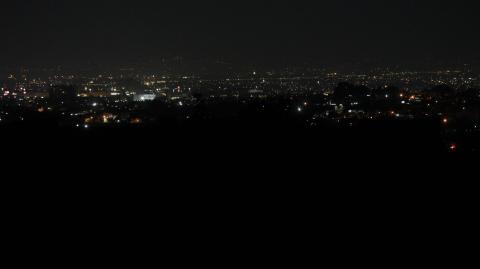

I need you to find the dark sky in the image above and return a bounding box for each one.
[2,0,479,69]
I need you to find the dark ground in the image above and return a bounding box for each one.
[0,113,475,200]
[1,117,477,266]
[0,116,448,158]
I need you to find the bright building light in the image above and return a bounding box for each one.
[449,143,457,151]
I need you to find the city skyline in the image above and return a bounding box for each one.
[2,1,480,155]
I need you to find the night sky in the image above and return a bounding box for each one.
[2,0,479,69]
